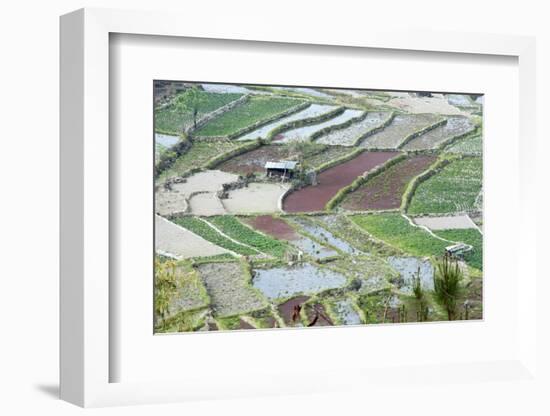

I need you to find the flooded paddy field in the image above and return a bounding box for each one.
[360,114,441,149]
[402,116,475,151]
[276,109,364,143]
[237,104,336,141]
[252,263,347,300]
[286,216,358,254]
[316,112,391,146]
[283,151,398,212]
[223,183,289,214]
[341,155,437,211]
[155,170,238,216]
[387,256,434,293]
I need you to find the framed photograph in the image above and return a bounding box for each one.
[60,8,538,408]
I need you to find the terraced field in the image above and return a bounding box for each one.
[283,151,398,212]
[194,96,302,137]
[237,104,336,141]
[155,91,242,135]
[408,157,482,215]
[341,155,437,211]
[446,133,483,155]
[157,140,240,182]
[316,111,391,146]
[360,113,441,149]
[276,108,363,143]
[350,213,450,257]
[402,116,475,151]
[154,81,484,333]
[206,216,289,258]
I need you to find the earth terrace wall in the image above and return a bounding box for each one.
[309,111,368,142]
[155,134,192,177]
[352,112,396,147]
[265,106,346,142]
[325,153,408,210]
[196,101,311,141]
[396,116,448,149]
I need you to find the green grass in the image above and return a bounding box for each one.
[434,228,483,270]
[408,157,482,214]
[155,91,242,135]
[350,213,449,257]
[207,216,289,258]
[446,134,483,154]
[194,96,302,137]
[157,140,240,182]
[172,216,257,255]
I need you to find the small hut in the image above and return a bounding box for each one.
[445,243,472,259]
[264,160,298,180]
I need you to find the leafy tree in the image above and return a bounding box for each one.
[174,87,206,130]
[433,254,463,321]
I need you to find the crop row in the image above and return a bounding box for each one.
[194,96,302,137]
[407,156,482,215]
[155,91,243,135]
[350,212,450,258]
[206,216,289,258]
[171,216,257,255]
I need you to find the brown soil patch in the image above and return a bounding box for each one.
[245,215,299,240]
[341,155,436,210]
[304,303,333,327]
[278,296,310,325]
[238,319,256,330]
[283,151,398,212]
[218,145,291,174]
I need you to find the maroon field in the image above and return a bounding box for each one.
[283,151,398,212]
[244,215,299,240]
[341,154,436,211]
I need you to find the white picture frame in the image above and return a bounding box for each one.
[60,8,538,408]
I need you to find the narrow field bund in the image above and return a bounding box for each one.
[283,151,398,212]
